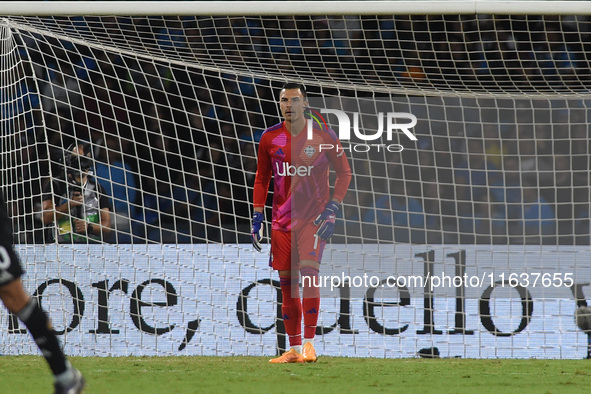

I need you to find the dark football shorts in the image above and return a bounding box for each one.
[0,199,24,286]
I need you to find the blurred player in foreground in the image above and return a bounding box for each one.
[0,194,85,393]
[251,83,352,363]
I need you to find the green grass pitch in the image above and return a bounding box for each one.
[1,356,590,393]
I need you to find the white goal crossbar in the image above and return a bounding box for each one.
[2,1,591,16]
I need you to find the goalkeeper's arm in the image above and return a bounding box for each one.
[251,138,271,252]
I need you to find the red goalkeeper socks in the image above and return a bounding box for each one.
[300,266,320,340]
[279,275,302,347]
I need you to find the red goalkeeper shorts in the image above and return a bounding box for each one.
[270,222,326,271]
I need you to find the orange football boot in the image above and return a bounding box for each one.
[302,342,317,363]
[268,348,305,364]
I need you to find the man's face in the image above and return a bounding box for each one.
[279,88,308,123]
[67,145,92,184]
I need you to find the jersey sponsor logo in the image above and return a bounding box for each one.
[275,162,314,177]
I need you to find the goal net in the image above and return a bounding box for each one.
[1,6,590,358]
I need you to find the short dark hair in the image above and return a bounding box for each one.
[281,82,307,99]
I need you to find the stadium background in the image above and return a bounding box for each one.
[6,14,591,246]
[1,10,591,360]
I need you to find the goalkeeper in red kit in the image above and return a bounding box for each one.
[251,83,352,363]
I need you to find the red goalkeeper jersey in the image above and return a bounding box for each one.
[253,120,352,231]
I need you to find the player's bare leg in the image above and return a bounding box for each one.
[0,279,85,393]
[0,277,29,312]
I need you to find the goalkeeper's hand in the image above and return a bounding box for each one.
[251,212,264,252]
[313,201,340,240]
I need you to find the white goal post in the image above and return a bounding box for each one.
[0,1,590,358]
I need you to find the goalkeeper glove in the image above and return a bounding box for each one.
[313,201,340,240]
[251,212,264,252]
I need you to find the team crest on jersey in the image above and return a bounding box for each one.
[303,145,316,158]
